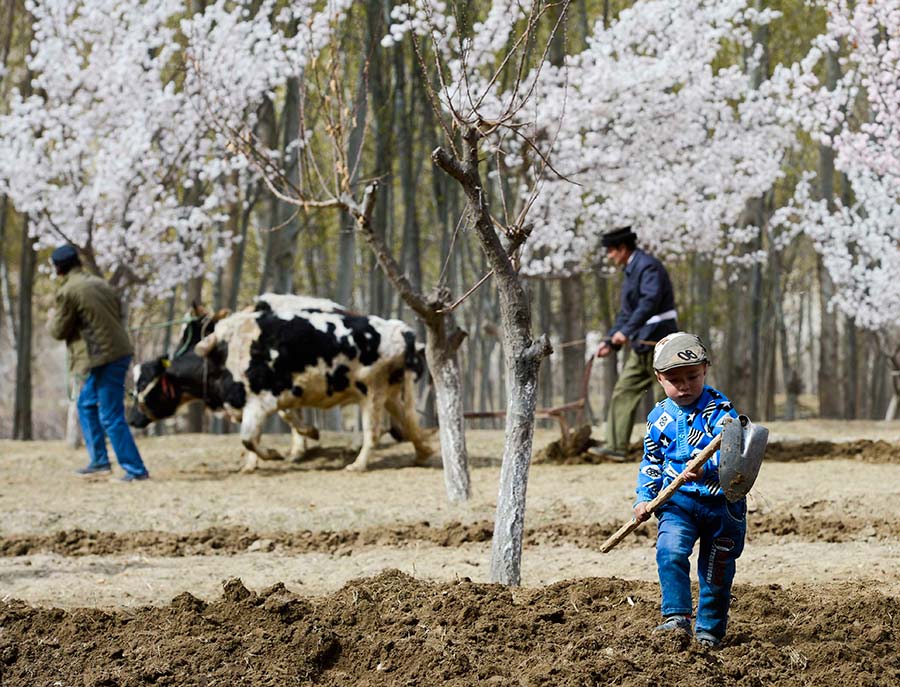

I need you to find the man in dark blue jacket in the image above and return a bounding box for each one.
[595,226,678,457]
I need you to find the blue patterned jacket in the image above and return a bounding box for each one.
[636,386,738,504]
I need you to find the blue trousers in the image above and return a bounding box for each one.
[655,490,746,639]
[78,355,148,477]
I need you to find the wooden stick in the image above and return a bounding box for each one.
[599,432,724,553]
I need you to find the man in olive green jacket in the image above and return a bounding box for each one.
[49,245,149,481]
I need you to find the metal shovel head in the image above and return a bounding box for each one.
[718,414,769,502]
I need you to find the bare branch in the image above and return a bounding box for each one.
[432,146,468,185]
[351,182,434,319]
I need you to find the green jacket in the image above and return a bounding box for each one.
[49,268,133,375]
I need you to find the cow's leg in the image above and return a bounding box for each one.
[345,391,382,472]
[386,373,434,465]
[238,398,283,472]
[278,409,319,461]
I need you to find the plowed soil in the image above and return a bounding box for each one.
[1,421,899,686]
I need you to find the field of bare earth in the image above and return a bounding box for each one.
[1,420,898,686]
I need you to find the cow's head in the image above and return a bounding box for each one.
[127,356,182,427]
[127,306,229,427]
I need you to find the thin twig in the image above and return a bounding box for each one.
[435,269,494,313]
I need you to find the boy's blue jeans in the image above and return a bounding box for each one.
[655,490,746,639]
[77,355,148,477]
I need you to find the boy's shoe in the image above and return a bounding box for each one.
[112,472,150,483]
[653,615,692,634]
[75,464,112,477]
[695,631,721,648]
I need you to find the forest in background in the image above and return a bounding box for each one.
[0,0,898,442]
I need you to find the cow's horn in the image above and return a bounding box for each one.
[195,334,217,357]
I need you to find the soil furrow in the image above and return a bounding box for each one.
[2,512,897,558]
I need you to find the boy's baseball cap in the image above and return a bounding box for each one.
[653,332,709,372]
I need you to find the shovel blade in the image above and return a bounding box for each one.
[718,414,768,502]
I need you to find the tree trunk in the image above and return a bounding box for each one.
[560,275,585,404]
[256,98,279,295]
[870,338,888,419]
[880,338,900,421]
[690,255,713,346]
[816,48,842,419]
[218,202,237,310]
[13,218,34,440]
[772,252,799,420]
[732,0,768,418]
[351,184,472,503]
[336,59,368,308]
[844,317,858,419]
[226,181,256,311]
[537,280,553,425]
[66,380,82,448]
[424,300,470,502]
[594,272,618,420]
[434,128,552,585]
[490,333,549,585]
[366,0,392,317]
[184,276,204,433]
[271,77,301,294]
[0,195,17,348]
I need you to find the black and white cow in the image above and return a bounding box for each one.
[128,294,433,472]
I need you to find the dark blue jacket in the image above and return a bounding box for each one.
[608,249,677,353]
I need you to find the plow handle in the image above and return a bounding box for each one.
[599,431,724,553]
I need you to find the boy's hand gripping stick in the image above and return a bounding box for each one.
[599,423,729,554]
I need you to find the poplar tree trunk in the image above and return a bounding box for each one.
[870,341,888,419]
[538,281,554,423]
[257,97,278,295]
[13,219,34,440]
[396,45,423,333]
[742,2,768,419]
[337,60,368,308]
[0,195,16,348]
[690,255,713,346]
[816,48,842,419]
[366,0,392,317]
[560,275,585,404]
[184,276,204,433]
[594,272,618,420]
[879,336,900,421]
[844,317,858,419]
[66,381,82,448]
[220,182,251,312]
[772,252,799,420]
[271,77,301,295]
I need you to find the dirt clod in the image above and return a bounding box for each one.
[1,572,898,686]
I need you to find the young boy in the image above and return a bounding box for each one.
[632,332,745,648]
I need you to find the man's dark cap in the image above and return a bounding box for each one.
[601,226,637,247]
[51,244,79,267]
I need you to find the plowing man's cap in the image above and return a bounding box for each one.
[51,244,79,266]
[601,226,637,247]
[653,332,709,372]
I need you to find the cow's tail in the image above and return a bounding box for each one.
[195,332,218,357]
[402,330,426,381]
